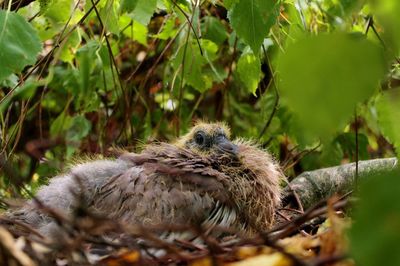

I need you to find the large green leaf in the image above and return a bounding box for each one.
[376,89,400,155]
[236,51,262,96]
[278,33,385,145]
[0,10,42,82]
[350,169,400,266]
[228,0,279,55]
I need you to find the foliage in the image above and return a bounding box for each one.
[1,0,400,264]
[350,169,400,266]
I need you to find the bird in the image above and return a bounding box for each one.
[4,122,282,241]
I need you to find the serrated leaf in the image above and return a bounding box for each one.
[0,10,42,83]
[237,52,262,96]
[278,33,385,144]
[228,0,279,55]
[376,89,400,155]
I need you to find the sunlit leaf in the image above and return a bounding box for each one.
[44,0,73,23]
[133,21,148,46]
[152,16,177,40]
[100,0,120,35]
[236,51,262,96]
[59,29,81,63]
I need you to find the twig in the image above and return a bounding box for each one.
[171,0,203,55]
[259,48,279,140]
[268,199,348,241]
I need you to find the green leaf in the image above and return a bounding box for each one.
[223,0,239,9]
[201,16,228,46]
[236,51,262,96]
[228,0,279,55]
[350,169,400,266]
[335,132,369,160]
[369,0,400,54]
[172,40,217,93]
[44,0,73,23]
[120,0,139,13]
[133,21,148,45]
[120,16,148,45]
[376,89,400,155]
[59,29,81,63]
[130,0,157,26]
[153,16,177,40]
[66,115,92,141]
[0,10,42,83]
[50,111,73,137]
[100,0,120,35]
[278,33,385,144]
[76,41,100,97]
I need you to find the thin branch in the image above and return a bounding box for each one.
[259,46,280,140]
[171,0,203,56]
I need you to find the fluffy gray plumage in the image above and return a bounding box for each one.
[5,123,282,241]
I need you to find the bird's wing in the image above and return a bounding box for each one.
[93,150,244,235]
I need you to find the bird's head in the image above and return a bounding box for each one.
[175,122,238,157]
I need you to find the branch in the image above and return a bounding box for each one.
[282,158,398,210]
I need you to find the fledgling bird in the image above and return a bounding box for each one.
[5,122,282,240]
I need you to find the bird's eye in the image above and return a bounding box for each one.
[195,132,205,145]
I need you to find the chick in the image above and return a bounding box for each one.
[4,122,282,239]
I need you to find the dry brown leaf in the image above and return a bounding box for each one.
[225,253,292,266]
[279,235,319,259]
[318,198,351,258]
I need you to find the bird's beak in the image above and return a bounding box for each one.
[215,135,239,156]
